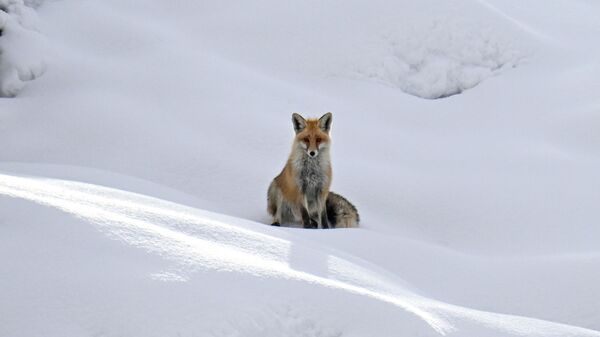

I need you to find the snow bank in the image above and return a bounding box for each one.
[1,167,599,337]
[0,0,45,97]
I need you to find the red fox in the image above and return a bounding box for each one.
[267,112,359,229]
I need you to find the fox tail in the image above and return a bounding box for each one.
[326,191,359,228]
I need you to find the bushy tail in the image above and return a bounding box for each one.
[326,192,359,228]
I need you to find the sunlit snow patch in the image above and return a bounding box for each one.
[0,172,454,335]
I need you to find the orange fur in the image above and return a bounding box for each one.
[295,119,331,156]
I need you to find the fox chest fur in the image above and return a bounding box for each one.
[292,153,331,204]
[275,153,331,207]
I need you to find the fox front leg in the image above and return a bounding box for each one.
[301,206,318,229]
[271,207,281,226]
[308,209,327,229]
[271,196,283,226]
[301,196,318,229]
[316,196,329,229]
[305,196,328,229]
[320,208,330,229]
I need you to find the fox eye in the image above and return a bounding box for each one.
[303,137,309,143]
[316,138,322,143]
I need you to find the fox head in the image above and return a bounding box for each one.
[292,112,332,158]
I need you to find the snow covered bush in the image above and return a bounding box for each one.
[0,0,45,97]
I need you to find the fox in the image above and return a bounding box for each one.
[267,112,359,229]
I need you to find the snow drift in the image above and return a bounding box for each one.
[1,165,599,337]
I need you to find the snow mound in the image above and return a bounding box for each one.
[355,18,524,99]
[0,0,45,97]
[1,168,599,337]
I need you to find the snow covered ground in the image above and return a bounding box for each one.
[1,0,600,336]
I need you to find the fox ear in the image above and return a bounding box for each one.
[292,113,306,133]
[318,112,332,133]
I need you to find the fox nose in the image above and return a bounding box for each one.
[309,151,316,157]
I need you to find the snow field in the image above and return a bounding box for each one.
[2,0,600,336]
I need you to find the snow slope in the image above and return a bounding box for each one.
[1,164,599,337]
[2,0,600,336]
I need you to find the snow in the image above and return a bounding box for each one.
[0,0,45,97]
[1,0,600,336]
